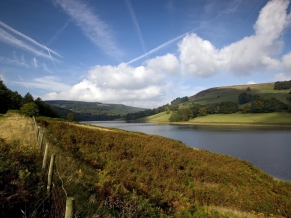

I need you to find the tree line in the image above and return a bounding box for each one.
[274,80,291,90]
[169,101,238,122]
[0,79,59,118]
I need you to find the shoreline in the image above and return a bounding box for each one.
[146,120,291,128]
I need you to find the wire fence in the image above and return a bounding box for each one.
[32,117,75,218]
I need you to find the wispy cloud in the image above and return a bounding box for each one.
[32,58,38,68]
[127,33,186,64]
[125,0,147,54]
[54,0,124,58]
[13,76,71,92]
[43,63,54,74]
[0,21,62,58]
[0,55,30,68]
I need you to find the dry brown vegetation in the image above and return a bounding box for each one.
[36,117,291,217]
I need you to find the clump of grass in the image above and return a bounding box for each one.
[37,117,291,217]
[0,138,45,217]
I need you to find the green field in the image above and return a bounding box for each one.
[186,82,290,106]
[189,112,291,125]
[144,111,291,125]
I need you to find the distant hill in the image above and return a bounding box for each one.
[188,82,290,106]
[45,100,147,121]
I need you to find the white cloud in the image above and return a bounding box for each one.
[146,53,179,75]
[178,33,220,77]
[179,0,291,76]
[247,80,256,85]
[274,73,291,81]
[282,52,291,72]
[54,0,124,58]
[42,54,180,107]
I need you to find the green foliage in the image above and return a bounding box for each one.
[46,100,146,121]
[22,92,34,105]
[125,104,168,121]
[250,97,288,113]
[0,139,45,217]
[37,118,291,217]
[21,102,39,117]
[274,80,291,90]
[35,97,60,118]
[241,104,251,114]
[238,92,260,104]
[0,79,22,113]
[169,108,192,122]
[171,96,189,105]
[66,112,76,121]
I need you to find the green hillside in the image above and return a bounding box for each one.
[134,81,291,124]
[45,100,147,121]
[187,82,289,106]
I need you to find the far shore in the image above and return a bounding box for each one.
[145,120,291,128]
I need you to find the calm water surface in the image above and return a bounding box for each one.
[84,121,291,182]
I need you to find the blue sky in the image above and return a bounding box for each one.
[0,0,291,108]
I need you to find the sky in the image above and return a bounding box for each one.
[0,0,291,108]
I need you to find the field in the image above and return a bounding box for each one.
[2,114,291,217]
[143,111,291,126]
[189,112,291,125]
[185,82,290,106]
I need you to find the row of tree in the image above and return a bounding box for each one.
[0,79,59,118]
[125,104,168,121]
[169,101,238,122]
[274,80,291,90]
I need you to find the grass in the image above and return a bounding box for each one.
[187,82,290,106]
[138,111,171,122]
[188,112,291,125]
[0,114,45,217]
[36,117,291,217]
[2,114,291,217]
[144,111,291,126]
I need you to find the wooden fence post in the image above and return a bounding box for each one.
[39,133,44,150]
[47,154,55,194]
[65,197,75,218]
[35,126,39,138]
[42,143,49,171]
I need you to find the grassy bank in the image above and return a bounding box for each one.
[142,111,291,126]
[36,117,291,217]
[2,115,291,217]
[0,115,45,217]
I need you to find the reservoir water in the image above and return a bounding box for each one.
[84,121,291,182]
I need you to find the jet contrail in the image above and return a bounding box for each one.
[127,32,187,65]
[125,0,147,54]
[0,21,62,58]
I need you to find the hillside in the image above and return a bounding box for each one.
[1,114,291,217]
[188,82,289,106]
[133,81,291,124]
[45,100,147,121]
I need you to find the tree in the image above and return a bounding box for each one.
[21,102,39,117]
[67,112,76,122]
[242,104,250,114]
[0,79,23,113]
[22,92,34,105]
[198,107,207,116]
[35,98,60,118]
[286,95,291,112]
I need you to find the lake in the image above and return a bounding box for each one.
[83,121,291,182]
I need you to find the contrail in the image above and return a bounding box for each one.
[38,37,56,67]
[127,32,187,65]
[125,0,147,54]
[0,21,62,58]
